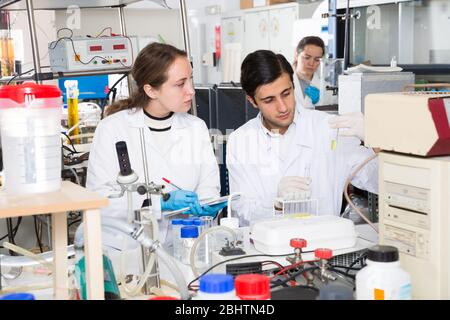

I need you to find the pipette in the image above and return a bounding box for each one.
[162,177,182,190]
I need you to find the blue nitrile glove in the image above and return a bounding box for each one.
[160,190,202,215]
[304,85,320,104]
[195,202,228,217]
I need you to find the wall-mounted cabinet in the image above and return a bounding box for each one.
[221,2,299,82]
[243,3,298,61]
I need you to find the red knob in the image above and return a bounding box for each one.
[290,238,307,249]
[315,248,333,260]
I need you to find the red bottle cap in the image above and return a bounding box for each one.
[315,248,333,260]
[235,274,270,300]
[290,238,307,249]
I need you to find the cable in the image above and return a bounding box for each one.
[189,225,237,278]
[330,267,356,280]
[100,73,129,118]
[345,251,368,276]
[95,26,112,38]
[343,153,379,231]
[57,27,73,39]
[5,65,51,85]
[69,168,81,185]
[62,145,77,156]
[187,251,313,290]
[67,219,82,228]
[6,68,34,85]
[272,259,319,279]
[61,132,78,154]
[270,266,319,289]
[261,260,285,271]
[33,216,44,253]
[329,265,362,271]
[0,217,21,243]
[6,218,17,255]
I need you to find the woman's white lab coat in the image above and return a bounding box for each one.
[86,108,221,242]
[293,71,337,110]
[226,106,378,227]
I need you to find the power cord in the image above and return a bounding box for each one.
[100,73,129,118]
[187,251,313,291]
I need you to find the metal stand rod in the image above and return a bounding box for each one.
[135,209,160,295]
[118,5,127,36]
[25,0,41,84]
[179,0,197,116]
[343,0,350,71]
[117,5,134,96]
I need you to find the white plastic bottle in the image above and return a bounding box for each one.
[196,274,237,300]
[356,245,411,300]
[390,56,397,67]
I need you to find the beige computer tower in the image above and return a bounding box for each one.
[379,152,450,299]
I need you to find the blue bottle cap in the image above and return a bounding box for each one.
[171,219,184,225]
[181,219,194,226]
[199,274,234,294]
[180,226,199,238]
[0,293,35,300]
[193,220,204,226]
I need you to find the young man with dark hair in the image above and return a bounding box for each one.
[226,50,378,227]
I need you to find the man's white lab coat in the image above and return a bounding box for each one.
[226,106,378,227]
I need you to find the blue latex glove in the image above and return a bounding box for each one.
[160,190,202,215]
[304,85,320,104]
[195,202,228,217]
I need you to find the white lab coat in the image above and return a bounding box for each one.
[226,106,378,227]
[86,108,221,244]
[294,71,337,109]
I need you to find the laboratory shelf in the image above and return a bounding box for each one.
[0,0,142,10]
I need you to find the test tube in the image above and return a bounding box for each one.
[198,216,213,268]
[331,128,339,151]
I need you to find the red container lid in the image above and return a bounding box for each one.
[235,274,270,300]
[0,83,61,104]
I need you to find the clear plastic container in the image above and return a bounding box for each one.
[170,219,184,260]
[356,245,411,300]
[180,226,199,265]
[196,274,237,300]
[0,83,62,194]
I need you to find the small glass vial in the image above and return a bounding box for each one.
[196,274,237,300]
[235,274,271,300]
[356,245,411,300]
[171,219,184,260]
[180,226,199,265]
